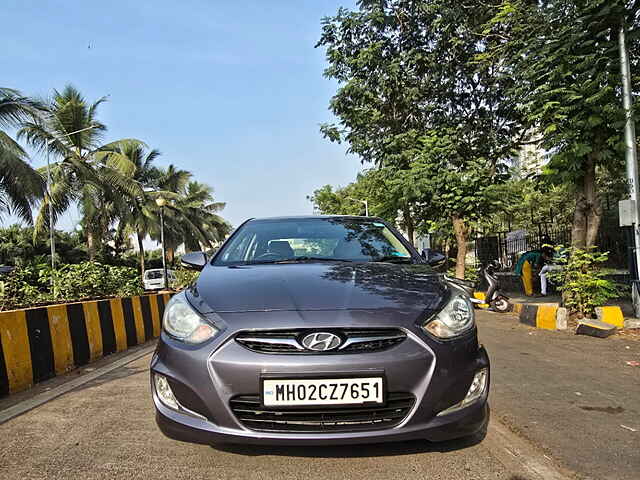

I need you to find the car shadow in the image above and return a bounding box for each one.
[210,429,486,458]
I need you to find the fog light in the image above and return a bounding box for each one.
[154,374,179,410]
[437,368,488,416]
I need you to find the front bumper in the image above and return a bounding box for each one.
[150,311,490,446]
[154,392,489,446]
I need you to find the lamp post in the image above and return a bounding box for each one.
[46,124,99,296]
[619,22,640,316]
[156,196,169,290]
[347,197,369,216]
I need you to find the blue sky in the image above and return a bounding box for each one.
[3,0,360,230]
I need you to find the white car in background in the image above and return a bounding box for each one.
[143,269,176,290]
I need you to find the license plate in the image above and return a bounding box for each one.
[262,377,384,407]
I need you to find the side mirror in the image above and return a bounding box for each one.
[180,251,208,271]
[421,248,447,267]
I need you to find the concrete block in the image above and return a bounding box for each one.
[519,304,538,327]
[536,305,558,330]
[556,307,568,330]
[576,320,616,338]
[624,318,640,329]
[595,306,625,328]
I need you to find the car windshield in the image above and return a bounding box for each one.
[145,271,163,280]
[213,218,414,266]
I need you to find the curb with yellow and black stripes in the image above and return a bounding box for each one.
[511,302,626,332]
[512,303,560,330]
[0,293,172,396]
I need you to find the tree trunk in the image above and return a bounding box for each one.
[584,154,602,247]
[87,230,96,261]
[403,207,415,246]
[452,215,468,279]
[167,247,175,266]
[137,232,145,281]
[571,153,602,248]
[571,194,588,248]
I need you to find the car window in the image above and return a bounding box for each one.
[276,238,339,257]
[145,271,163,280]
[219,231,256,263]
[214,218,413,265]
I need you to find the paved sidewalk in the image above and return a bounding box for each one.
[478,311,640,480]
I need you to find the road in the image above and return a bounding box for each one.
[477,311,640,480]
[0,311,637,480]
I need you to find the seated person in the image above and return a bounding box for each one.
[539,246,565,296]
[266,240,294,259]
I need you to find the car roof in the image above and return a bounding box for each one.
[247,215,385,223]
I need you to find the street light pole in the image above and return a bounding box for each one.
[46,143,56,294]
[619,22,640,316]
[45,124,99,297]
[156,197,168,290]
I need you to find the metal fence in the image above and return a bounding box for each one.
[475,225,629,270]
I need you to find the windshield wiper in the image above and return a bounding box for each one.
[247,257,353,265]
[370,255,413,264]
[279,256,353,263]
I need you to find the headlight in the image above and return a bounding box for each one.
[163,293,219,344]
[437,368,488,416]
[154,373,179,410]
[423,292,474,339]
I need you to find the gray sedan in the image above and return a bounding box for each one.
[150,216,489,446]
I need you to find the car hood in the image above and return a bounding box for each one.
[186,262,447,315]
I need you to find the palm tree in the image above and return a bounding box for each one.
[158,164,191,194]
[0,88,44,224]
[101,140,163,277]
[160,180,230,261]
[18,85,141,259]
[174,181,229,251]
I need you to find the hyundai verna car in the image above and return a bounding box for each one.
[150,216,489,446]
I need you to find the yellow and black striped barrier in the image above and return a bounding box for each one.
[511,302,559,330]
[0,293,172,396]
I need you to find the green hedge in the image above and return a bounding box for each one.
[0,262,143,311]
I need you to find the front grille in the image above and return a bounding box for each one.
[230,393,415,433]
[235,328,406,354]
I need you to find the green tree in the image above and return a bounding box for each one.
[318,1,527,276]
[0,88,44,223]
[309,168,412,237]
[99,140,163,277]
[161,180,230,259]
[482,0,638,246]
[18,85,142,258]
[0,224,86,266]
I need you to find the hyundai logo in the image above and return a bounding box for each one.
[301,332,342,351]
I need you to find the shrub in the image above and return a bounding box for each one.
[0,263,52,310]
[172,268,200,290]
[447,261,480,283]
[55,263,143,300]
[0,261,143,310]
[548,247,620,316]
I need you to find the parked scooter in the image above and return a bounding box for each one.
[481,261,511,312]
[446,260,511,313]
[420,249,511,312]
